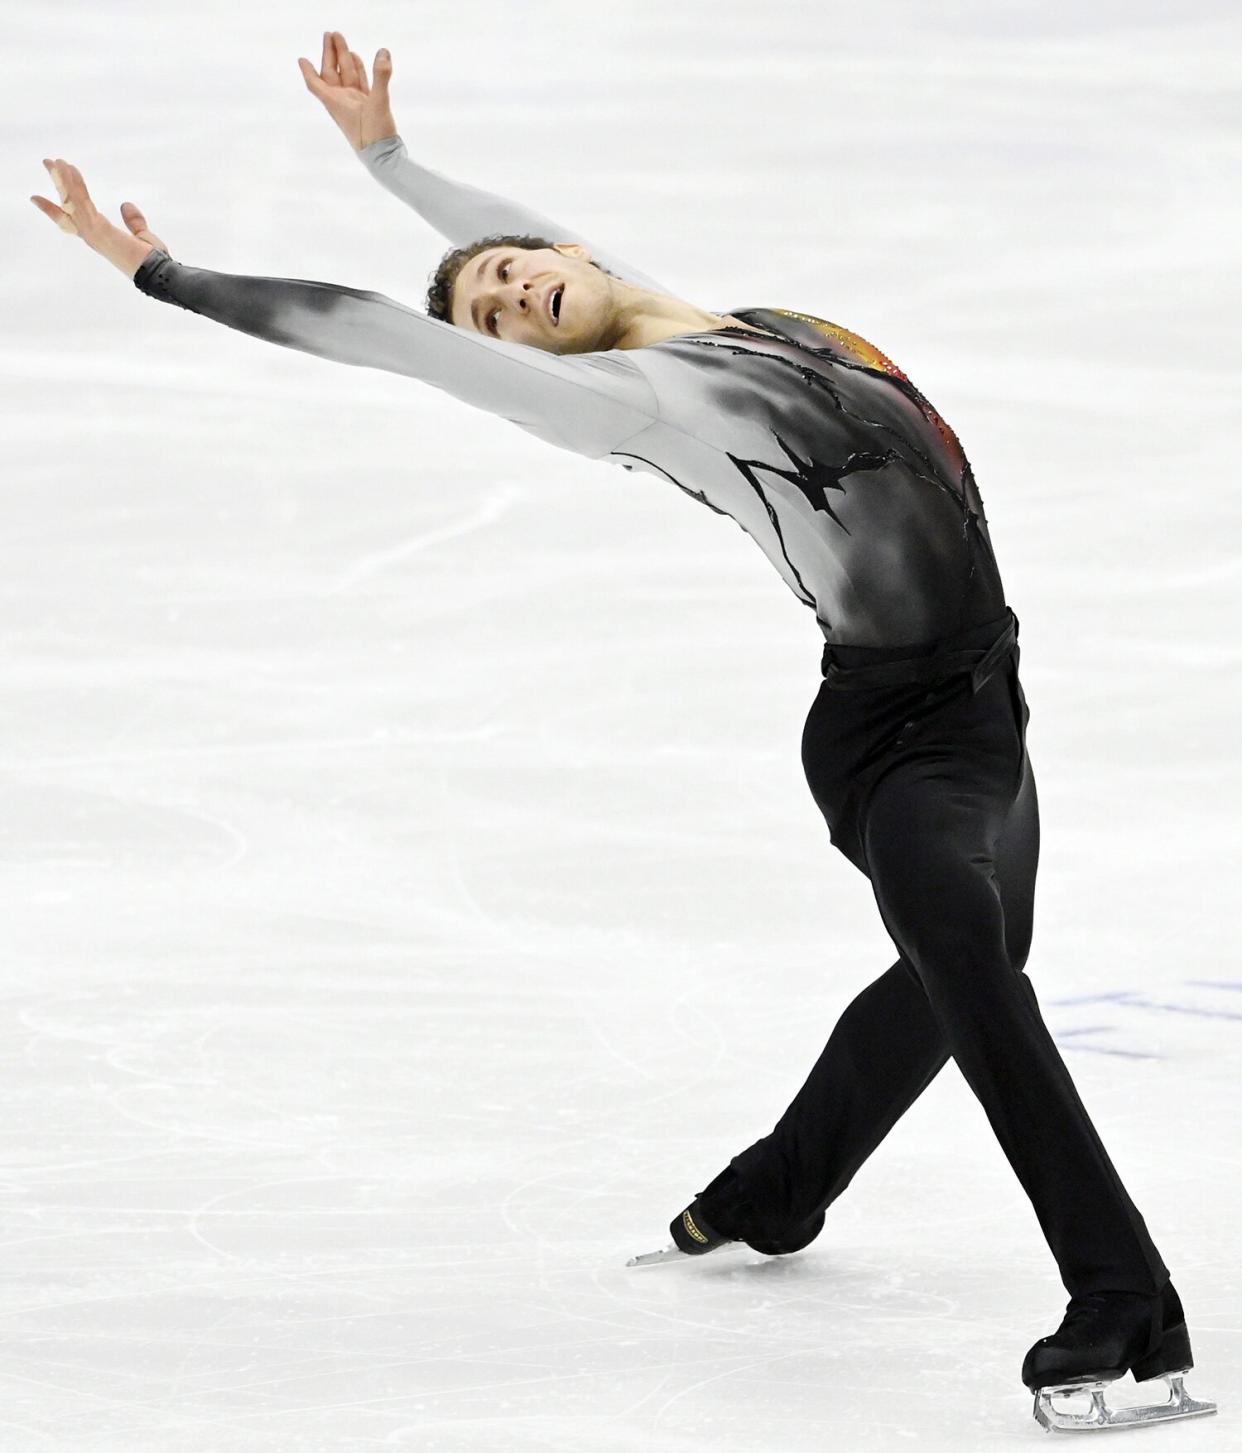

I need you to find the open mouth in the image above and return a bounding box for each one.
[549,284,564,326]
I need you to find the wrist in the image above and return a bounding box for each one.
[98,231,155,278]
[358,117,399,151]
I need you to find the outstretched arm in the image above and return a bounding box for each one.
[300,31,673,295]
[132,250,658,457]
[31,157,658,461]
[355,136,675,296]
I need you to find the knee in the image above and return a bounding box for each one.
[886,905,1000,980]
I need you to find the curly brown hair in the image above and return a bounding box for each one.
[425,234,615,325]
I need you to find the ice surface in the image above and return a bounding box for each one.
[3,1,1239,1448]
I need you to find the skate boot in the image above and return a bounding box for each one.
[1023,1280,1217,1432]
[627,1183,742,1268]
[627,1165,824,1267]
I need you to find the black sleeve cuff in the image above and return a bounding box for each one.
[133,248,181,303]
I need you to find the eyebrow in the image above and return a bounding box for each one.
[468,253,501,334]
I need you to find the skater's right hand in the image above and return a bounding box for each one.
[30,158,166,278]
[298,31,398,151]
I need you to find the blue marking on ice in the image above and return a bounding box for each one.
[1048,980,1242,1058]
[1048,987,1242,1023]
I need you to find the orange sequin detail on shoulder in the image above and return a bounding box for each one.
[767,308,967,478]
[768,308,910,381]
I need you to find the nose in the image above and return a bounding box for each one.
[513,278,535,313]
[502,274,542,317]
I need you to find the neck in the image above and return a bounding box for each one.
[606,279,765,350]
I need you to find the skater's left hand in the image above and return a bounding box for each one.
[30,158,169,278]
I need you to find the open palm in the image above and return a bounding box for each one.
[298,31,397,151]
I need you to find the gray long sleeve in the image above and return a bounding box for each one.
[356,135,672,295]
[130,250,1013,648]
[132,249,659,460]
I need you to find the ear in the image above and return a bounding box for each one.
[552,241,591,263]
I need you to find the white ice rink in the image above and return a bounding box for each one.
[4,1,1240,1448]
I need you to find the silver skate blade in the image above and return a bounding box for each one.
[625,1241,743,1268]
[1033,1372,1217,1433]
[626,1243,684,1267]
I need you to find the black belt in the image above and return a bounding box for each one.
[821,610,1018,694]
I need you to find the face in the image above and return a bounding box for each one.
[450,242,617,353]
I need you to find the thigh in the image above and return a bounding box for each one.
[858,667,1022,963]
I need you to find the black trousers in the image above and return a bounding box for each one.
[706,608,1169,1299]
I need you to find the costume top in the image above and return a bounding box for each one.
[133,134,1006,646]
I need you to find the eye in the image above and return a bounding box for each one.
[486,259,512,334]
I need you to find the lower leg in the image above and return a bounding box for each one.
[861,766,1167,1297]
[705,750,1041,1253]
[708,955,949,1249]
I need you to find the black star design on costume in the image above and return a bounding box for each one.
[727,432,895,536]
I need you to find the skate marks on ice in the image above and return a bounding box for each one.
[323,481,526,597]
[596,1247,1051,1445]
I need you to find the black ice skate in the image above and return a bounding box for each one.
[627,1165,825,1268]
[626,1197,741,1267]
[1022,1281,1217,1433]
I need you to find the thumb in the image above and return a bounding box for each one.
[120,201,167,254]
[372,47,392,92]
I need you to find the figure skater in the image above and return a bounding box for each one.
[30,30,1215,1434]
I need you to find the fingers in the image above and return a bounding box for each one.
[39,157,97,235]
[319,29,338,86]
[351,51,370,94]
[31,156,95,238]
[44,157,72,209]
[30,192,79,235]
[333,32,361,89]
[298,55,330,97]
[48,157,95,216]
